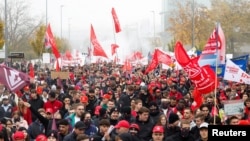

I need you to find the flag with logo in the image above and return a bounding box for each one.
[111,7,121,33]
[0,64,30,92]
[198,23,226,67]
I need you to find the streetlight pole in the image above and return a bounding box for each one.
[4,0,8,61]
[68,18,71,41]
[151,11,156,45]
[46,0,48,26]
[60,5,64,39]
[191,0,195,48]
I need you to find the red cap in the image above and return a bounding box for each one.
[23,86,29,91]
[238,120,250,125]
[74,85,80,91]
[129,123,140,130]
[80,95,88,103]
[35,134,47,141]
[102,94,111,100]
[13,131,25,140]
[115,120,130,129]
[45,108,53,114]
[94,106,102,115]
[152,125,164,133]
[36,86,43,95]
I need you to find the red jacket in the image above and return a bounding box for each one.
[12,106,32,125]
[43,100,63,113]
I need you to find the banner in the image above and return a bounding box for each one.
[0,65,30,92]
[199,23,226,67]
[223,59,250,84]
[211,55,249,77]
[231,55,249,71]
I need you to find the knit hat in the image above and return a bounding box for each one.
[109,107,119,115]
[99,108,107,117]
[168,113,179,124]
[121,106,131,115]
[46,130,58,139]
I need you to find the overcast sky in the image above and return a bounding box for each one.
[29,0,162,52]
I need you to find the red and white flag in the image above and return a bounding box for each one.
[223,59,250,84]
[46,23,61,59]
[111,7,121,33]
[0,64,30,92]
[111,44,119,56]
[90,24,108,58]
[199,23,226,66]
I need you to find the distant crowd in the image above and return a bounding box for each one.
[0,61,249,141]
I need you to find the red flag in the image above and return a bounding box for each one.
[90,24,108,58]
[111,7,121,33]
[144,51,158,74]
[0,64,30,92]
[191,88,203,111]
[56,59,60,72]
[65,50,72,60]
[46,23,61,59]
[44,34,51,49]
[28,63,35,78]
[111,44,119,55]
[174,41,217,94]
[155,49,173,66]
[122,59,132,72]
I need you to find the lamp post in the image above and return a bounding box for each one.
[191,0,195,48]
[68,18,71,41]
[60,5,64,39]
[46,0,48,26]
[151,11,156,45]
[4,0,8,61]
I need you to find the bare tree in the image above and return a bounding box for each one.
[0,0,43,55]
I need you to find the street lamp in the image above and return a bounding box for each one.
[68,18,71,40]
[191,0,195,48]
[151,11,156,46]
[46,0,48,27]
[4,0,8,61]
[60,5,64,39]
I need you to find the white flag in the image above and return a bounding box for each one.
[223,59,250,84]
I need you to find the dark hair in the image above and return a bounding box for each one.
[99,119,110,127]
[138,106,150,114]
[76,134,90,141]
[208,116,222,125]
[57,119,69,126]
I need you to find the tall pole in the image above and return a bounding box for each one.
[68,18,71,42]
[151,11,156,46]
[191,0,195,48]
[60,5,64,39]
[4,0,8,62]
[46,0,48,26]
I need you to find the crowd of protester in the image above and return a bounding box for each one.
[0,61,250,141]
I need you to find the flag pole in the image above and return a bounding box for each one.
[213,22,219,124]
[111,15,118,64]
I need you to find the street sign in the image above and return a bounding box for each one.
[9,52,24,58]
